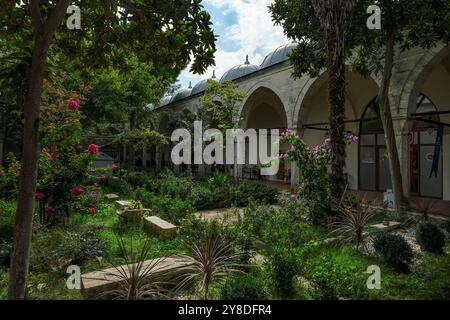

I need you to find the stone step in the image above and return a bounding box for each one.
[81,256,190,299]
[144,216,177,239]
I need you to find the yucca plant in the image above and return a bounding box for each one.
[174,223,245,300]
[98,236,173,300]
[330,197,377,250]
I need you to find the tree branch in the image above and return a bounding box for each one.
[42,0,71,45]
[29,0,43,33]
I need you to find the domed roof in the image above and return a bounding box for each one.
[170,88,192,103]
[191,71,218,96]
[260,43,297,69]
[157,95,172,108]
[220,56,261,82]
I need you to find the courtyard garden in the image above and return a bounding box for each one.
[1,0,450,303]
[1,163,449,300]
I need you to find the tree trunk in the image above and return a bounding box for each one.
[8,0,71,299]
[8,38,48,300]
[326,21,347,199]
[378,32,408,217]
[311,0,354,199]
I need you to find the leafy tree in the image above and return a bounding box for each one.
[270,0,355,199]
[199,80,245,133]
[84,58,172,169]
[0,0,216,299]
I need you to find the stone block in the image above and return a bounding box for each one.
[118,208,151,224]
[81,256,190,299]
[144,216,177,239]
[115,200,133,210]
[105,194,119,201]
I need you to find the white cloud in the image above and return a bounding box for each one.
[176,0,288,90]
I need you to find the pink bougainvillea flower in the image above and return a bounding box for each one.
[71,186,84,195]
[290,194,297,201]
[86,144,100,156]
[93,182,100,188]
[88,208,97,215]
[35,192,45,200]
[100,174,108,181]
[67,100,80,110]
[351,135,359,143]
[111,163,118,170]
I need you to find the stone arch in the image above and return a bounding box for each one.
[293,69,379,190]
[239,86,288,130]
[239,82,290,128]
[397,44,450,123]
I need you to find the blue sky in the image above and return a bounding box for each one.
[176,0,289,91]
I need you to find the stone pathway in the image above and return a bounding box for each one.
[195,207,244,225]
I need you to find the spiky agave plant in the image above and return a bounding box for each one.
[98,236,173,300]
[174,223,245,300]
[330,197,377,250]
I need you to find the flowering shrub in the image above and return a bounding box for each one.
[35,73,103,223]
[279,130,358,225]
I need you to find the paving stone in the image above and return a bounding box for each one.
[371,221,401,231]
[144,216,177,239]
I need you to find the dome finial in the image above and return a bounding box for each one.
[245,55,250,64]
[188,81,192,89]
[212,70,216,79]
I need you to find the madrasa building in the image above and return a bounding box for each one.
[148,43,450,204]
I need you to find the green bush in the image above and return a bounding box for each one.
[126,171,152,187]
[373,233,414,273]
[135,187,193,224]
[0,200,15,242]
[268,247,298,297]
[208,171,228,188]
[107,177,133,195]
[0,239,11,267]
[307,253,361,299]
[30,225,106,272]
[230,181,278,207]
[189,185,229,210]
[416,221,446,254]
[221,275,270,300]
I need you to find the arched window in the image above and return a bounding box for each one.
[359,99,392,191]
[411,94,442,198]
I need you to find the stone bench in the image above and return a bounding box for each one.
[144,216,177,239]
[81,256,191,299]
[105,194,119,201]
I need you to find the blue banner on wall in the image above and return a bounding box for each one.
[429,124,444,178]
